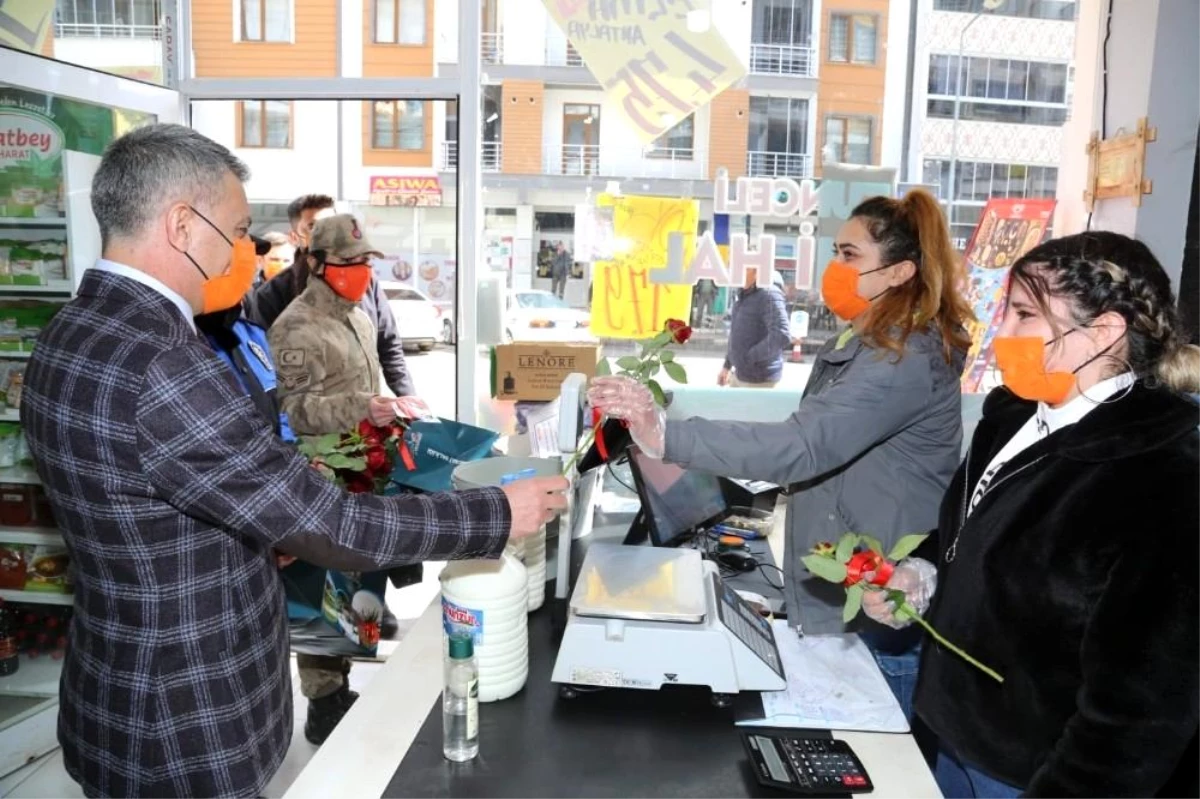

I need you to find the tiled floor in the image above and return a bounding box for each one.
[1,565,446,799]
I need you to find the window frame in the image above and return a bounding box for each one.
[373,0,428,45]
[371,99,427,151]
[239,0,293,43]
[236,100,294,149]
[646,114,695,160]
[824,114,874,164]
[828,12,878,65]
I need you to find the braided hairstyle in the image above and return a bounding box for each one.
[1009,231,1200,393]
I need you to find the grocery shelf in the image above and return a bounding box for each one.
[0,411,17,423]
[0,654,62,698]
[0,528,60,546]
[0,351,32,359]
[0,590,71,607]
[0,282,72,295]
[0,218,66,228]
[0,465,39,486]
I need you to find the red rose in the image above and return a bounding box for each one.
[365,446,389,474]
[843,550,895,587]
[344,473,374,494]
[664,318,693,344]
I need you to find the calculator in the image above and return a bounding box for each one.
[742,731,873,794]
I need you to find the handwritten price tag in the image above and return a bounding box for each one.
[590,194,697,339]
[541,0,746,144]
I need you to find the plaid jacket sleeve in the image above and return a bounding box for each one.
[135,343,511,565]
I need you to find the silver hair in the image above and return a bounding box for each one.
[90,123,250,247]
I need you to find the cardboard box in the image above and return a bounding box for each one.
[491,342,601,402]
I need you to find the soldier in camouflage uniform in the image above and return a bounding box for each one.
[270,214,399,745]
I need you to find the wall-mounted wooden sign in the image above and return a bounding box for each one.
[1084,117,1157,210]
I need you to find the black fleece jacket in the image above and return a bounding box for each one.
[913,382,1199,797]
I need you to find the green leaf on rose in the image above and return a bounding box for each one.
[858,534,884,554]
[663,361,687,383]
[835,534,857,563]
[594,357,612,377]
[887,533,929,562]
[616,356,641,371]
[801,554,848,583]
[659,349,675,363]
[646,379,667,407]
[325,454,366,471]
[843,582,865,623]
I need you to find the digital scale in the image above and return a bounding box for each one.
[551,544,786,705]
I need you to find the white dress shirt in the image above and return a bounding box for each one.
[91,259,197,332]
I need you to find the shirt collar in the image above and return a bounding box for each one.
[92,259,197,332]
[1037,371,1136,435]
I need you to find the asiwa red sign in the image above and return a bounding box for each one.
[368,174,443,207]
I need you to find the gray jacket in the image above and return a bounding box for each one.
[665,327,965,636]
[724,286,791,384]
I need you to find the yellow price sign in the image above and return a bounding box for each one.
[0,0,54,53]
[590,194,697,339]
[541,0,746,144]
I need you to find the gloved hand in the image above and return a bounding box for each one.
[861,557,938,630]
[586,376,667,459]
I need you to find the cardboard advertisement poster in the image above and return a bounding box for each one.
[960,198,1056,393]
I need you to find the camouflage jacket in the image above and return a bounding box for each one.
[269,277,381,436]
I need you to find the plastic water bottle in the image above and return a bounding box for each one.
[442,634,480,762]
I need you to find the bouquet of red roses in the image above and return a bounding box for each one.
[297,419,414,495]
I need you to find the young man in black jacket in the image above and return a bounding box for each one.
[243,194,416,396]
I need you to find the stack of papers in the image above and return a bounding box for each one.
[736,623,910,734]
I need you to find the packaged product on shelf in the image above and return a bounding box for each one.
[27,241,66,282]
[0,482,33,525]
[0,426,20,468]
[8,246,44,286]
[32,486,54,527]
[0,543,27,589]
[25,543,70,593]
[0,301,61,352]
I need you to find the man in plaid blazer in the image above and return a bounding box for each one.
[19,123,566,798]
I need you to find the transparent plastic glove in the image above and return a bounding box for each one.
[861,557,938,630]
[587,376,667,459]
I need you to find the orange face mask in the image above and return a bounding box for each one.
[324,263,373,302]
[200,238,257,314]
[993,335,1090,405]
[820,261,890,321]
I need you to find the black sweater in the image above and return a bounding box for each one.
[913,382,1198,797]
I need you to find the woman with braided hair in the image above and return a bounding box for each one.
[864,230,1199,797]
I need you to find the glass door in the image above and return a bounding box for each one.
[562,104,600,176]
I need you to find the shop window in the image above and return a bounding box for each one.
[373,100,425,150]
[647,115,694,159]
[374,0,426,45]
[825,116,873,164]
[238,101,292,149]
[828,14,876,64]
[240,0,292,42]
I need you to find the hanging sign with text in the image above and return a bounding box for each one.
[541,0,746,144]
[590,193,697,339]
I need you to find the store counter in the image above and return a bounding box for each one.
[283,502,941,798]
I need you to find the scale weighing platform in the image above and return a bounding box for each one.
[551,544,786,705]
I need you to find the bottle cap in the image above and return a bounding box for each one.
[448,634,474,659]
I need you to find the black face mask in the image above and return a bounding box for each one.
[178,205,234,281]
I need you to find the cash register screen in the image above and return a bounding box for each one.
[628,448,729,547]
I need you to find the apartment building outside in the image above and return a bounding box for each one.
[41,0,919,306]
[905,0,1077,247]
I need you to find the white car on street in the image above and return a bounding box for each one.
[382,283,444,353]
[506,290,595,342]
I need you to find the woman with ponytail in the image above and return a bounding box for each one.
[590,189,973,717]
[864,230,1199,797]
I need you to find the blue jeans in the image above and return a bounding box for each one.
[862,638,920,722]
[934,746,1023,798]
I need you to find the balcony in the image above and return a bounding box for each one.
[438,141,503,173]
[481,32,504,65]
[746,151,814,179]
[54,22,161,39]
[749,44,816,77]
[542,144,707,180]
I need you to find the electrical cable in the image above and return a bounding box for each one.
[1086,0,1113,231]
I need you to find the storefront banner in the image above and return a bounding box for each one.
[591,193,696,339]
[368,175,443,207]
[375,253,456,304]
[960,198,1056,393]
[485,233,514,273]
[0,1,54,54]
[541,0,746,144]
[0,88,151,219]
